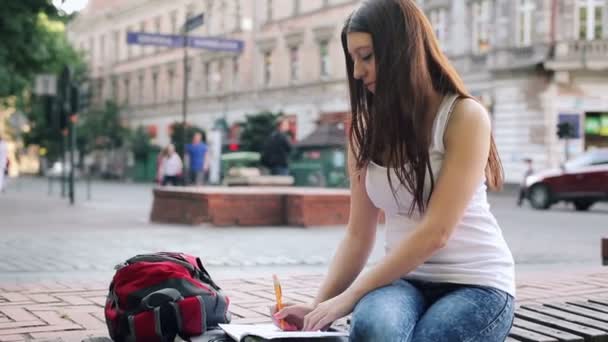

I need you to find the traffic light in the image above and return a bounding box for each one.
[228,142,239,152]
[557,122,575,139]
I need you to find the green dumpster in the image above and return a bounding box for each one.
[132,148,161,183]
[290,123,349,188]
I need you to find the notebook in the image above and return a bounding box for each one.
[217,323,349,341]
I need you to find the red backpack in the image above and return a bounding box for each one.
[104,252,231,342]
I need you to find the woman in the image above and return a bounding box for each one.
[273,1,515,341]
[161,144,183,186]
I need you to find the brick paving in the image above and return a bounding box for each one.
[0,270,606,342]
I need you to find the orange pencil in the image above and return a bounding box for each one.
[273,274,285,329]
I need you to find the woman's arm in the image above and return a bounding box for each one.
[304,99,494,331]
[313,143,380,306]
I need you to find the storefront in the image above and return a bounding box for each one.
[583,112,608,149]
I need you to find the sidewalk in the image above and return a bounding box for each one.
[0,269,607,342]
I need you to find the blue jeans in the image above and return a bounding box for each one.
[349,279,514,342]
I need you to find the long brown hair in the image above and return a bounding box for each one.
[342,0,503,215]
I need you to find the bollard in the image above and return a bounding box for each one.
[603,237,608,266]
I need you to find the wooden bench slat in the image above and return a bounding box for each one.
[545,303,608,323]
[509,326,559,342]
[522,304,608,332]
[589,298,608,308]
[515,309,607,341]
[506,337,524,342]
[568,301,608,315]
[513,317,584,341]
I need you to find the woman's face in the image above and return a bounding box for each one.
[346,32,376,93]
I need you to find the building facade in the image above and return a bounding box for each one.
[67,0,357,148]
[67,0,608,183]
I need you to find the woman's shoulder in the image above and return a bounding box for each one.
[448,97,492,132]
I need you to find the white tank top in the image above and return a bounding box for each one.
[365,94,516,296]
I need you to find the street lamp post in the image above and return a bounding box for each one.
[181,30,190,163]
[180,13,205,164]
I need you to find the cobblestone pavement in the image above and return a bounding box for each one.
[0,270,607,341]
[0,177,607,340]
[0,177,606,283]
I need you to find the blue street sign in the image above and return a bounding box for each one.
[188,36,244,52]
[127,32,184,48]
[127,32,244,52]
[184,13,205,32]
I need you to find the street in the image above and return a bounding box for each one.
[0,176,606,284]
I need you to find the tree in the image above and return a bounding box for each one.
[7,6,85,162]
[131,126,156,162]
[239,111,282,152]
[169,122,205,158]
[77,101,130,155]
[0,2,81,98]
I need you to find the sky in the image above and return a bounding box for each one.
[53,0,88,14]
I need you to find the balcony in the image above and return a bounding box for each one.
[488,45,551,71]
[545,40,608,71]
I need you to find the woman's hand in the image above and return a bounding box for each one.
[302,292,357,332]
[270,302,315,331]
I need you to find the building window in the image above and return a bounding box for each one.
[232,56,239,90]
[429,8,448,50]
[97,79,104,103]
[170,10,178,34]
[154,17,162,53]
[186,64,193,97]
[186,3,195,20]
[293,0,300,16]
[289,46,299,81]
[217,59,224,91]
[113,30,120,62]
[126,26,133,59]
[516,0,535,46]
[204,61,211,92]
[99,35,105,63]
[138,74,144,105]
[235,0,242,31]
[123,78,130,106]
[89,37,95,66]
[471,0,492,54]
[263,51,272,86]
[267,0,273,22]
[319,41,331,78]
[577,0,605,40]
[168,69,175,99]
[109,76,116,102]
[139,22,146,56]
[219,1,227,33]
[152,72,158,103]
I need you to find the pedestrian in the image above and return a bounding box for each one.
[518,158,534,207]
[272,1,515,341]
[0,135,8,193]
[185,132,208,185]
[260,117,292,176]
[160,144,182,186]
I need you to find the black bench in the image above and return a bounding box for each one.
[87,297,608,341]
[507,296,608,342]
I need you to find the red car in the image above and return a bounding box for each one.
[524,148,608,211]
